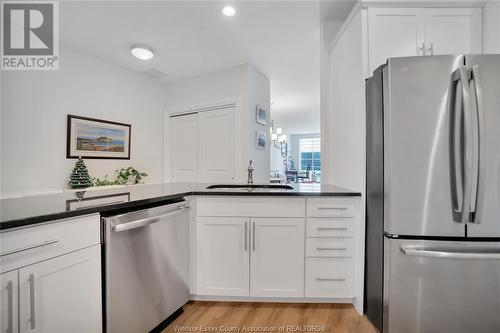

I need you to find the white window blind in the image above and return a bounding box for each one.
[299,137,321,172]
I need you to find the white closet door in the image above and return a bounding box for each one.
[368,7,425,73]
[198,107,235,183]
[424,8,482,56]
[170,113,198,182]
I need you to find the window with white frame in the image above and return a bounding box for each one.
[299,137,320,172]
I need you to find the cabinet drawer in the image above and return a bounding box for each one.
[0,214,100,273]
[306,218,354,237]
[305,258,354,298]
[307,198,357,218]
[306,238,354,258]
[196,197,305,217]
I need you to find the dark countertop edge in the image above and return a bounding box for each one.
[0,190,361,231]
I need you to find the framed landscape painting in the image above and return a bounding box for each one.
[67,115,131,159]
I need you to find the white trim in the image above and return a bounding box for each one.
[191,295,355,304]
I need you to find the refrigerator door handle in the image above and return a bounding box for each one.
[401,246,500,260]
[449,67,474,224]
[449,67,472,223]
[469,65,486,224]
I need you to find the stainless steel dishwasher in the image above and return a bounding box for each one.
[102,200,190,333]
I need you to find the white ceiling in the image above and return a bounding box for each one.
[59,1,353,134]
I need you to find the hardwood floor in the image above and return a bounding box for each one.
[162,301,379,333]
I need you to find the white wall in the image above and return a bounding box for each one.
[1,44,165,197]
[164,64,270,183]
[322,10,366,192]
[483,1,500,53]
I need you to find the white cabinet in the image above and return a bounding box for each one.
[195,217,249,296]
[250,218,304,298]
[170,113,198,182]
[367,7,482,72]
[169,107,235,183]
[198,108,235,183]
[0,214,102,333]
[194,198,307,299]
[368,7,425,72]
[18,246,101,333]
[424,8,481,56]
[1,270,19,333]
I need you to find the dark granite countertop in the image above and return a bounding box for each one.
[0,182,360,231]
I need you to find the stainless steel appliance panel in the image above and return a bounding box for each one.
[105,202,190,333]
[384,55,465,237]
[384,238,500,333]
[465,54,500,237]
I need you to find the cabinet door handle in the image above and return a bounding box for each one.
[316,247,347,251]
[29,273,36,330]
[244,221,248,251]
[252,222,256,251]
[316,277,346,282]
[6,280,13,333]
[0,239,58,257]
[427,43,434,55]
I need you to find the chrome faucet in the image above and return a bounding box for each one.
[247,160,254,184]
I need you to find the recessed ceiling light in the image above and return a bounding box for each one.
[131,45,154,60]
[222,6,236,17]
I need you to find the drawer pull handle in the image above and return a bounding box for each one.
[317,207,348,210]
[316,277,346,282]
[316,227,347,231]
[29,273,36,329]
[316,247,347,251]
[6,280,13,333]
[0,239,59,257]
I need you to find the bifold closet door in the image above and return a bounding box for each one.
[170,113,198,182]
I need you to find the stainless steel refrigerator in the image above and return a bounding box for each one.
[365,54,500,333]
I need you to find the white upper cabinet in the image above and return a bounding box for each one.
[424,8,481,56]
[368,7,482,73]
[368,7,425,72]
[198,107,235,183]
[170,113,198,182]
[250,218,305,298]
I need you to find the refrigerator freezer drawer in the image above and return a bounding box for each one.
[305,258,354,298]
[384,238,500,333]
[305,238,354,258]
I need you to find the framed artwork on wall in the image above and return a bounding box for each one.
[67,115,131,159]
[256,105,267,125]
[256,131,267,149]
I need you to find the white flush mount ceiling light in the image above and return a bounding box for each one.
[222,6,236,17]
[131,45,154,60]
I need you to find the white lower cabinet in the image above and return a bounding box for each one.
[0,214,102,333]
[18,245,102,333]
[195,216,305,298]
[195,217,250,296]
[1,270,19,333]
[250,218,304,298]
[305,258,354,298]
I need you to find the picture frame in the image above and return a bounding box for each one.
[67,115,131,159]
[255,105,267,125]
[256,131,267,149]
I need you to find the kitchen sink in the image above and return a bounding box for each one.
[206,184,294,190]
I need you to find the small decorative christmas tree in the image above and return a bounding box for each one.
[68,157,93,189]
